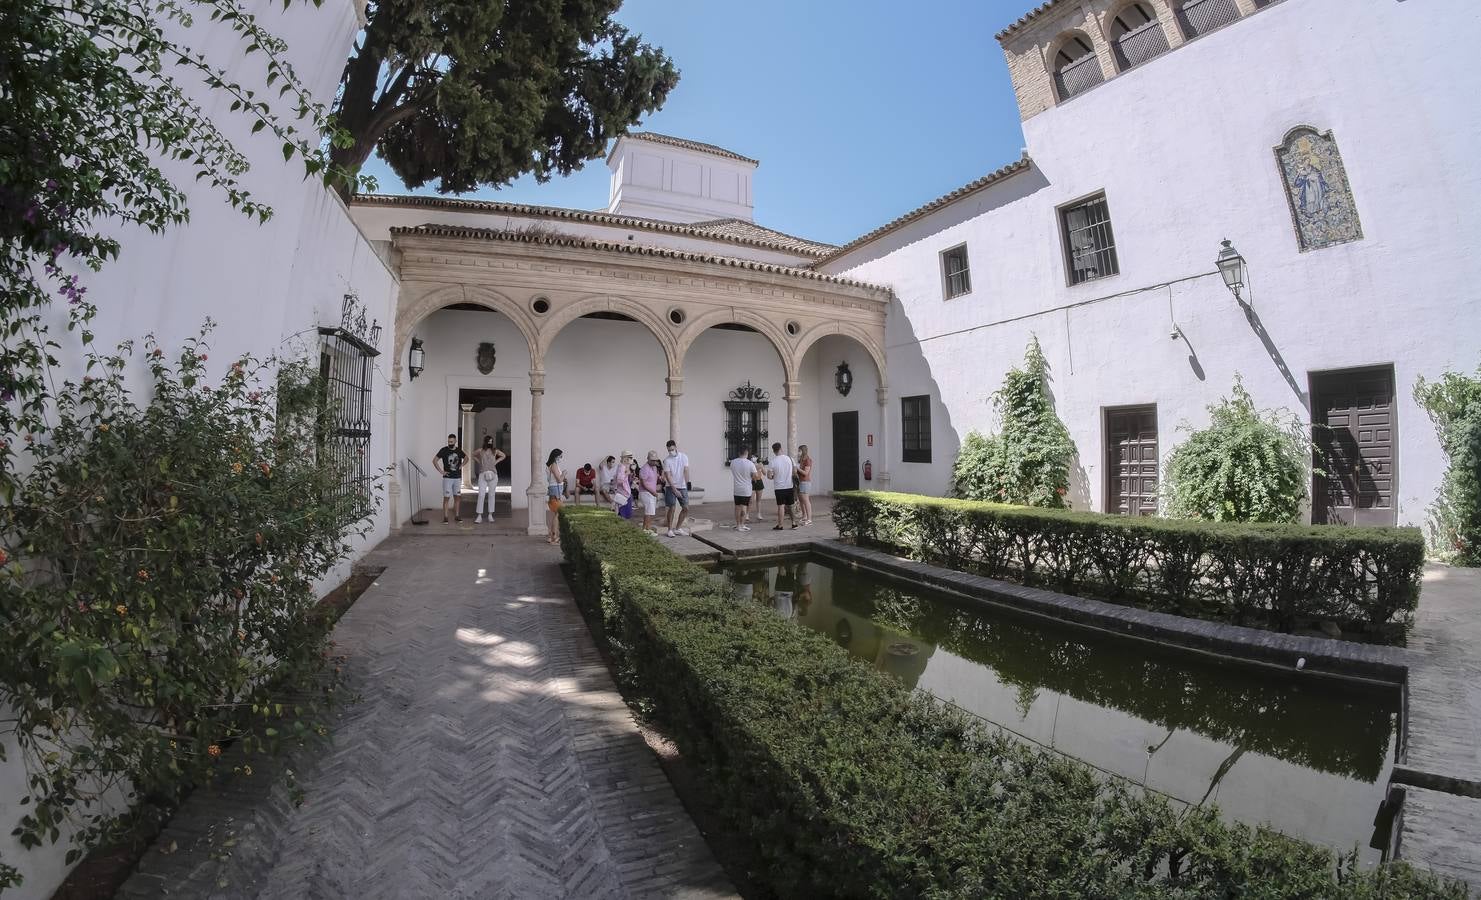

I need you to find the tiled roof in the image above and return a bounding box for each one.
[351,194,831,258]
[995,0,1068,41]
[816,154,1034,266]
[683,218,837,256]
[609,132,759,166]
[390,224,890,295]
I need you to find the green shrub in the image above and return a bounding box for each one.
[1415,367,1481,565]
[559,507,1460,898]
[1163,377,1310,522]
[832,491,1424,642]
[951,337,1076,507]
[0,330,374,871]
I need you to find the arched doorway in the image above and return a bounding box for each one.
[796,327,887,494]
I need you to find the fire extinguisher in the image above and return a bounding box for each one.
[863,460,873,481]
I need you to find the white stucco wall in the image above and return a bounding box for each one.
[607,137,757,224]
[3,0,396,894]
[825,0,1481,525]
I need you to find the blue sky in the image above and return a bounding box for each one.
[361,0,1044,247]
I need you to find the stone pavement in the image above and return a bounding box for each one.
[120,533,734,900]
[1393,563,1481,890]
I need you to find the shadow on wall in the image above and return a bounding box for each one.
[1239,285,1309,412]
[885,295,962,497]
[1041,352,1092,511]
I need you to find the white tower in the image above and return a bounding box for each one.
[606,132,757,224]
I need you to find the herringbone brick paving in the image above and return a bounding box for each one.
[119,534,734,899]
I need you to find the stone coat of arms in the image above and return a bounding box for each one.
[476,342,496,374]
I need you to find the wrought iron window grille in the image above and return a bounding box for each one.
[723,381,770,464]
[318,324,380,505]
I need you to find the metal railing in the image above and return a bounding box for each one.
[1114,18,1170,70]
[1054,52,1104,102]
[1179,0,1240,38]
[404,458,429,526]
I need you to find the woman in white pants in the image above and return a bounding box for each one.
[474,436,507,523]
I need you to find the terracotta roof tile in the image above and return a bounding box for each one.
[609,132,759,165]
[816,154,1033,266]
[352,195,831,258]
[995,0,1068,42]
[390,225,891,296]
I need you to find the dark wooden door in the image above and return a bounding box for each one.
[833,411,859,492]
[1311,367,1396,525]
[1105,405,1159,516]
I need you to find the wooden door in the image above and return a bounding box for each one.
[832,411,859,492]
[1311,367,1396,525]
[1105,405,1159,516]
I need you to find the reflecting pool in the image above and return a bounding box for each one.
[721,556,1399,863]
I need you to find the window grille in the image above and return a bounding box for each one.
[902,395,931,463]
[723,382,770,464]
[1113,17,1170,69]
[1178,0,1240,39]
[317,327,379,506]
[1061,194,1119,285]
[941,244,971,299]
[1054,50,1103,101]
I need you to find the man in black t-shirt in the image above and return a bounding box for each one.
[434,433,467,523]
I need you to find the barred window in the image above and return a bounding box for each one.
[723,382,770,464]
[317,327,378,505]
[1061,193,1119,285]
[941,244,971,299]
[902,395,931,464]
[1176,0,1240,40]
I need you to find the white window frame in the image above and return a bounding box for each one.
[940,243,972,300]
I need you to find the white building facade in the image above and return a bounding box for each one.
[819,0,1481,527]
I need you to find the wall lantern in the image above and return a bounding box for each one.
[408,336,425,380]
[1216,238,1246,301]
[835,361,853,397]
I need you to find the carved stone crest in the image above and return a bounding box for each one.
[476,342,496,375]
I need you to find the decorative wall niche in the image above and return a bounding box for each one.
[1275,126,1363,251]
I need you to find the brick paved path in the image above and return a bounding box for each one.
[121,534,734,900]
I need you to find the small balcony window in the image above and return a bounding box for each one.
[1110,3,1170,70]
[1053,35,1103,102]
[1061,193,1119,285]
[1176,0,1241,40]
[941,244,971,299]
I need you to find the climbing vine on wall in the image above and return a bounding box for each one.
[1414,366,1481,565]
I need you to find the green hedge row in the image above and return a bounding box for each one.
[558,507,1460,899]
[832,491,1425,643]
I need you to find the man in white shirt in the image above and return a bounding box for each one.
[662,439,691,537]
[728,447,758,531]
[767,442,798,530]
[595,455,619,506]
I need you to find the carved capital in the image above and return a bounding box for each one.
[665,375,684,398]
[529,369,546,394]
[876,386,890,406]
[783,381,802,402]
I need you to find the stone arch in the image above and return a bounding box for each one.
[1102,1,1171,71]
[393,283,538,381]
[794,320,887,390]
[676,307,797,383]
[533,293,679,375]
[1045,29,1106,102]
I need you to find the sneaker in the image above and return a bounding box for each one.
[738,525,751,532]
[773,525,783,531]
[676,528,690,537]
[474,516,484,524]
[666,529,677,538]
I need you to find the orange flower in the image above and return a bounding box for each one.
[207,744,221,758]
[137,569,150,581]
[254,532,264,547]
[97,423,109,433]
[237,630,247,642]
[232,462,243,475]
[258,462,271,477]
[0,548,7,566]
[115,604,127,617]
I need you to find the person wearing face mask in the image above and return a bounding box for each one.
[433,433,467,524]
[661,439,691,538]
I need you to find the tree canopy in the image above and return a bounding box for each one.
[333,0,679,195]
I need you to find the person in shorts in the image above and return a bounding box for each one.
[545,448,566,544]
[433,433,467,524]
[796,444,814,526]
[728,447,757,531]
[662,439,691,538]
[574,463,597,504]
[638,450,662,534]
[767,442,798,530]
[750,459,765,523]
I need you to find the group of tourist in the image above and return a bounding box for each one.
[433,431,816,543]
[726,443,814,532]
[541,440,695,544]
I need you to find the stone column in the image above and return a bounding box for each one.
[388,371,402,531]
[666,375,683,445]
[459,403,476,490]
[784,381,801,455]
[527,368,547,535]
[1232,0,1259,16]
[876,385,892,490]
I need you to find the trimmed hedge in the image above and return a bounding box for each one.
[558,506,1461,899]
[833,491,1425,644]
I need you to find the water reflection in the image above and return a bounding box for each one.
[722,557,1398,864]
